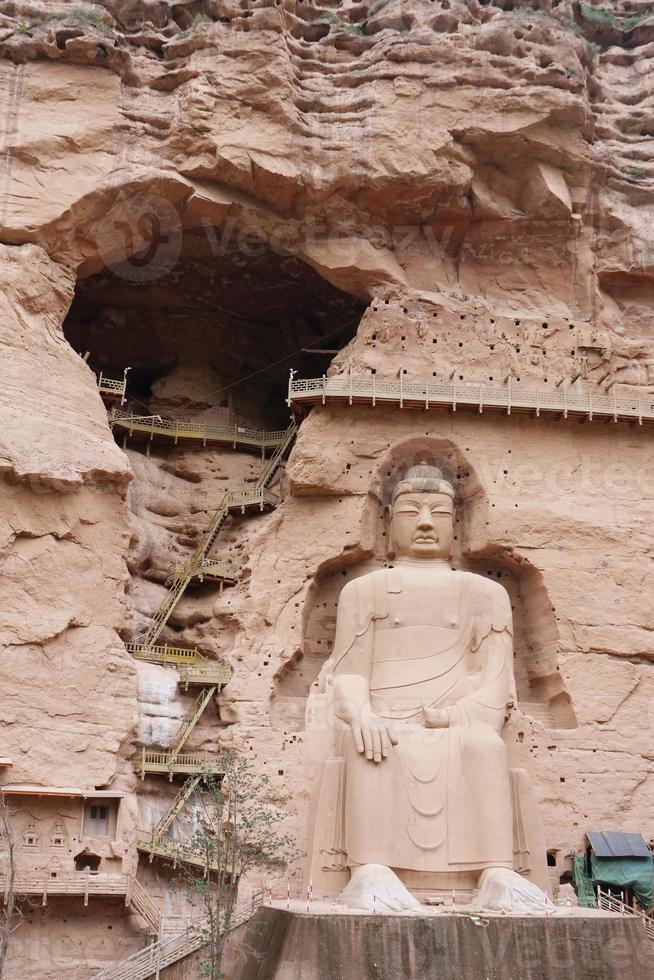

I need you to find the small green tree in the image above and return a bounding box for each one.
[171,752,296,979]
[0,793,17,978]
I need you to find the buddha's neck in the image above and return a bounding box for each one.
[392,557,453,569]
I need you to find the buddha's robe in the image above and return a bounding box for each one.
[330,564,516,873]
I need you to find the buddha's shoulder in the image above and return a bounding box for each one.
[458,570,509,599]
[337,568,387,600]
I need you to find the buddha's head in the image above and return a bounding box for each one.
[387,463,455,561]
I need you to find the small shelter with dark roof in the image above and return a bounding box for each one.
[584,831,653,907]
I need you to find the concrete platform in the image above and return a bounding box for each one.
[228,905,654,980]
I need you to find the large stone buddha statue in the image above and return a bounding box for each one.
[306,463,549,911]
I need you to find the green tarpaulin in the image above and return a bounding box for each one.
[590,854,654,907]
[572,855,597,908]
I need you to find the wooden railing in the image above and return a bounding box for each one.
[133,750,226,776]
[108,408,290,451]
[225,486,280,511]
[98,373,127,405]
[4,870,129,899]
[137,832,221,872]
[177,663,231,686]
[288,375,654,426]
[3,872,161,934]
[127,641,198,666]
[171,556,237,584]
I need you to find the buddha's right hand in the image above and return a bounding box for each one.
[333,674,397,763]
[352,705,398,764]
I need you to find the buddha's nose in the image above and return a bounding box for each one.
[416,507,434,529]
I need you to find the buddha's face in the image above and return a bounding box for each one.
[389,491,454,560]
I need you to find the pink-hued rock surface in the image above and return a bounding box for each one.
[0,0,653,975]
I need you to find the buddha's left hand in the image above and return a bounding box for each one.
[420,707,449,728]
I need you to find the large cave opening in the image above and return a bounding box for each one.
[63,225,365,429]
[59,225,366,896]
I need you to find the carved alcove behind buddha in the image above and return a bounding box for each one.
[274,435,576,730]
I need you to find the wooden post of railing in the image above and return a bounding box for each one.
[588,387,593,422]
[372,372,376,407]
[175,420,179,445]
[233,423,237,450]
[638,395,643,425]
[425,382,430,411]
[452,379,457,412]
[506,376,511,416]
[349,367,353,406]
[563,380,568,419]
[322,375,326,406]
[613,386,618,422]
[479,385,483,414]
[535,387,540,417]
[140,747,146,779]
[399,370,404,408]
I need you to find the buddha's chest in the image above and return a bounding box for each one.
[376,573,466,633]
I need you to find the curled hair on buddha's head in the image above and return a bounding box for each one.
[392,462,455,505]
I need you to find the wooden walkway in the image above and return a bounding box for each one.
[133,749,226,778]
[2,872,161,934]
[109,408,289,452]
[126,642,230,687]
[288,375,654,426]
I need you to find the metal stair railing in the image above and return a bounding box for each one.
[151,776,202,845]
[255,422,297,490]
[141,498,229,646]
[169,686,218,756]
[92,928,204,980]
[92,892,264,979]
[596,887,654,941]
[138,423,296,647]
[143,573,194,647]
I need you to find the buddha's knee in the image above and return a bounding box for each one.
[461,725,507,764]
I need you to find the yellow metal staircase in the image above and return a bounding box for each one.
[127,419,297,884]
[170,687,218,757]
[151,777,202,845]
[93,892,264,980]
[140,421,296,647]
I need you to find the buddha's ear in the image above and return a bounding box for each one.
[385,504,395,559]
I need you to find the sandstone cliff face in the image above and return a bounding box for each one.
[0,0,653,975]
